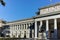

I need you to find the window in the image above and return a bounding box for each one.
[15,25,17,30]
[23,24,24,29]
[18,25,19,30]
[20,24,21,29]
[25,24,26,29]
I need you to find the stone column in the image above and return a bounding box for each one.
[14,26,16,30]
[35,21,37,38]
[21,24,22,29]
[39,21,42,31]
[16,33,18,38]
[19,25,20,30]
[54,18,57,38]
[29,23,30,27]
[46,20,49,38]
[22,24,23,29]
[16,25,18,30]
[24,24,25,29]
[13,25,14,30]
[10,25,12,37]
[26,23,27,29]
[28,23,30,30]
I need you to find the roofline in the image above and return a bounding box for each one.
[7,13,60,23]
[7,17,34,23]
[40,2,60,10]
[7,11,60,23]
[34,11,60,19]
[6,3,60,23]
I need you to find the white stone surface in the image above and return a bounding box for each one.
[40,5,60,14]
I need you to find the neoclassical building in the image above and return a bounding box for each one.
[0,3,60,39]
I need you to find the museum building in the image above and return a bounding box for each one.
[0,3,60,39]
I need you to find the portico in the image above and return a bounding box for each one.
[35,14,60,39]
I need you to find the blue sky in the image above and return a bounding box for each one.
[0,0,60,22]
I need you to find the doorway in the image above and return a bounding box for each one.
[57,18,60,38]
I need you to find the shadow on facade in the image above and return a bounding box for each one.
[27,23,34,38]
[1,25,10,37]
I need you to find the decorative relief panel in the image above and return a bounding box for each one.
[40,5,60,15]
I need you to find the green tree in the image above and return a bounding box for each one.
[0,0,5,6]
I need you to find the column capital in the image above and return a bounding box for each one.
[46,19,49,21]
[54,18,57,21]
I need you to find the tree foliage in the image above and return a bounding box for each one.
[0,0,5,6]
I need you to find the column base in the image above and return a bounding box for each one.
[35,37,37,38]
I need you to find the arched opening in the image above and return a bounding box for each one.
[24,31,26,38]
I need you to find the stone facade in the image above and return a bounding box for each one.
[0,3,60,39]
[4,18,35,38]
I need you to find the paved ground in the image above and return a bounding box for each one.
[5,38,58,40]
[0,38,60,40]
[0,38,59,40]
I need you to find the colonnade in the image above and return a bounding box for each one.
[10,23,32,30]
[9,22,34,38]
[35,18,57,39]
